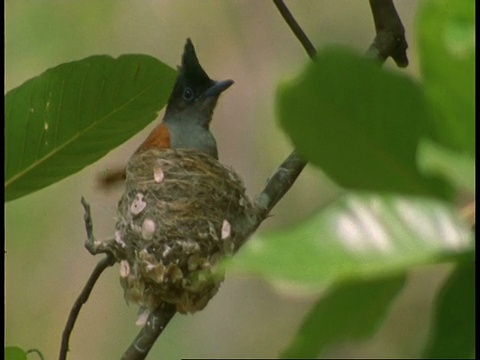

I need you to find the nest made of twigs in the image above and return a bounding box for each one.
[108,148,259,314]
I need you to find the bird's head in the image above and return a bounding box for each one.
[165,39,234,129]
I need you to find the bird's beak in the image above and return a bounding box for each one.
[202,79,234,98]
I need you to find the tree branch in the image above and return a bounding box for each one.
[365,0,408,67]
[119,303,177,360]
[255,149,307,218]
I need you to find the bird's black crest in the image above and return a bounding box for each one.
[181,39,212,86]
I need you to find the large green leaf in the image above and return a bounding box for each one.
[416,0,475,156]
[422,262,475,359]
[231,194,473,287]
[277,47,451,199]
[281,274,406,358]
[5,55,176,202]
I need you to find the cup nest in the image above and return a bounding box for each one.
[108,148,259,314]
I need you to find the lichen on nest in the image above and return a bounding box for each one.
[108,148,259,314]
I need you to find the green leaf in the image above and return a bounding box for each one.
[231,194,473,287]
[5,55,177,202]
[423,262,475,359]
[281,274,406,358]
[277,46,450,199]
[416,0,475,156]
[5,347,27,360]
[418,139,475,193]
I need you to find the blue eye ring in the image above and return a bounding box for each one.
[182,87,195,102]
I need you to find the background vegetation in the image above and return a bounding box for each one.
[5,1,474,359]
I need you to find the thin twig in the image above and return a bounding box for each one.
[59,197,116,360]
[59,254,115,360]
[273,0,316,59]
[262,0,314,220]
[81,196,115,255]
[366,0,408,67]
[119,303,177,360]
[26,349,45,360]
[255,149,307,217]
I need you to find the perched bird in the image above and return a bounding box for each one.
[106,40,258,314]
[99,38,233,187]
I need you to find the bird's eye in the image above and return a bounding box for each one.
[182,87,194,102]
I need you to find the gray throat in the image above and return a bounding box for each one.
[164,119,218,159]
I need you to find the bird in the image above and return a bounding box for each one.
[109,40,251,313]
[99,38,233,187]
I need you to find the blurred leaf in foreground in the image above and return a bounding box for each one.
[231,194,473,288]
[277,47,450,199]
[422,262,475,359]
[417,139,475,194]
[417,0,475,156]
[281,274,406,358]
